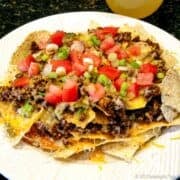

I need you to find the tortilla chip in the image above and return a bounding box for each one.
[11,31,50,65]
[0,102,43,144]
[64,108,96,128]
[93,111,109,125]
[23,133,60,152]
[0,26,179,161]
[129,116,180,136]
[161,69,180,112]
[70,132,112,141]
[102,128,161,161]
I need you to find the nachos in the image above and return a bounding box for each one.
[0,25,179,161]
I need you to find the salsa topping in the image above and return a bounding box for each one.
[0,26,168,140]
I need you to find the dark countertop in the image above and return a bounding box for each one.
[0,0,180,39]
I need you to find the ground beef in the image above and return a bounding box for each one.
[97,95,126,120]
[144,85,161,99]
[114,32,132,42]
[127,96,164,123]
[25,95,164,144]
[132,36,140,42]
[0,75,48,109]
[145,39,160,50]
[31,41,40,53]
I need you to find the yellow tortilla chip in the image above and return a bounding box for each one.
[102,128,162,161]
[70,132,112,141]
[0,102,43,144]
[64,108,96,128]
[130,116,180,136]
[11,31,50,65]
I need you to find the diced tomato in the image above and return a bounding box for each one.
[28,62,40,76]
[140,63,158,74]
[100,27,118,36]
[18,55,35,72]
[50,60,72,73]
[99,66,120,80]
[128,83,139,97]
[117,49,129,59]
[136,73,154,86]
[96,27,118,40]
[45,85,62,105]
[12,77,29,87]
[100,37,115,51]
[48,85,62,94]
[70,50,82,63]
[62,80,79,102]
[82,52,101,67]
[105,45,128,59]
[50,31,65,46]
[105,44,120,54]
[87,83,105,102]
[114,78,124,91]
[72,62,87,76]
[128,45,141,56]
[45,93,61,105]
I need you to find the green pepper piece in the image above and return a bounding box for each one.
[118,59,126,66]
[21,102,33,117]
[120,82,128,97]
[58,46,70,60]
[97,74,111,86]
[130,60,140,69]
[41,54,49,61]
[48,72,58,79]
[90,35,100,46]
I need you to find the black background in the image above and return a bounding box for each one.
[0,0,179,38]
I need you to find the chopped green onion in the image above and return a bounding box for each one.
[84,72,91,79]
[130,60,140,69]
[57,46,69,60]
[41,54,49,61]
[38,92,45,96]
[108,53,117,62]
[157,72,165,79]
[48,72,58,79]
[90,35,100,46]
[20,102,33,117]
[60,76,67,82]
[97,74,111,86]
[76,107,86,118]
[120,82,128,97]
[118,59,126,66]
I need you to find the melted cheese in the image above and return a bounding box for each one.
[64,108,96,128]
[89,149,105,163]
[0,102,43,143]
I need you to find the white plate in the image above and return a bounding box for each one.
[0,12,180,180]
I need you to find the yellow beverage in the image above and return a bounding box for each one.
[106,0,163,18]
